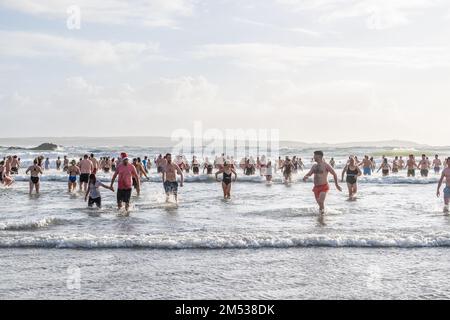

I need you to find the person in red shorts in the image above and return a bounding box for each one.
[303,150,342,214]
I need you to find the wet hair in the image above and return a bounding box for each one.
[34,159,38,165]
[314,151,324,158]
[84,155,88,159]
[91,153,94,158]
[88,174,96,185]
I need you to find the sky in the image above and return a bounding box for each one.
[0,0,449,145]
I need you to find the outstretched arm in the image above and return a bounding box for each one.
[110,171,118,189]
[303,166,315,182]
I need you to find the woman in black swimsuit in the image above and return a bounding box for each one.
[25,159,43,195]
[377,158,392,177]
[215,161,237,199]
[341,157,362,200]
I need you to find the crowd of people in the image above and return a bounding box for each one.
[1,151,449,214]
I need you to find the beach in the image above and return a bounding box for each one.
[1,139,450,299]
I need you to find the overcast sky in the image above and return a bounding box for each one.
[0,0,449,145]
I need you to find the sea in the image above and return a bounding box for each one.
[1,137,450,299]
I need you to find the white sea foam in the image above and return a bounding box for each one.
[1,232,450,249]
[8,172,440,184]
[0,217,64,231]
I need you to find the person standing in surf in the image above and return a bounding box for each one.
[303,151,342,214]
[406,154,418,177]
[162,153,184,203]
[67,160,81,192]
[433,155,442,174]
[215,161,237,199]
[2,156,14,187]
[360,155,373,176]
[79,154,94,192]
[25,159,43,195]
[418,154,431,177]
[110,154,140,213]
[437,158,450,213]
[341,156,362,200]
[85,174,114,208]
[282,157,294,183]
[377,158,392,176]
[265,160,273,183]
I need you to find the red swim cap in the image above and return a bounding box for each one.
[120,152,128,158]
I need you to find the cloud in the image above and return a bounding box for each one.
[275,0,447,30]
[0,0,195,28]
[193,43,450,71]
[0,76,220,136]
[0,30,162,68]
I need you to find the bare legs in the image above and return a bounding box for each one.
[222,182,231,199]
[29,182,40,195]
[316,192,327,214]
[347,183,357,200]
[68,182,77,193]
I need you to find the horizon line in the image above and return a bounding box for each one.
[0,136,448,148]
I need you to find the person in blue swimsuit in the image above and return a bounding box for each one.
[67,160,81,192]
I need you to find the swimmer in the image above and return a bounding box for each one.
[303,151,342,214]
[63,156,69,172]
[215,161,237,199]
[192,156,200,175]
[67,160,81,192]
[2,156,14,187]
[132,158,149,196]
[84,174,114,208]
[90,154,99,174]
[329,158,336,168]
[377,158,392,177]
[437,158,450,213]
[162,153,184,204]
[79,154,94,192]
[10,155,19,175]
[406,154,418,177]
[360,155,372,176]
[282,157,294,183]
[26,159,43,194]
[44,158,50,170]
[392,156,399,173]
[341,157,362,200]
[110,154,140,212]
[433,155,442,175]
[265,160,273,183]
[418,154,430,177]
[56,157,62,171]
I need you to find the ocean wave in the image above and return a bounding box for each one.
[0,217,65,231]
[2,233,450,249]
[8,173,440,185]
